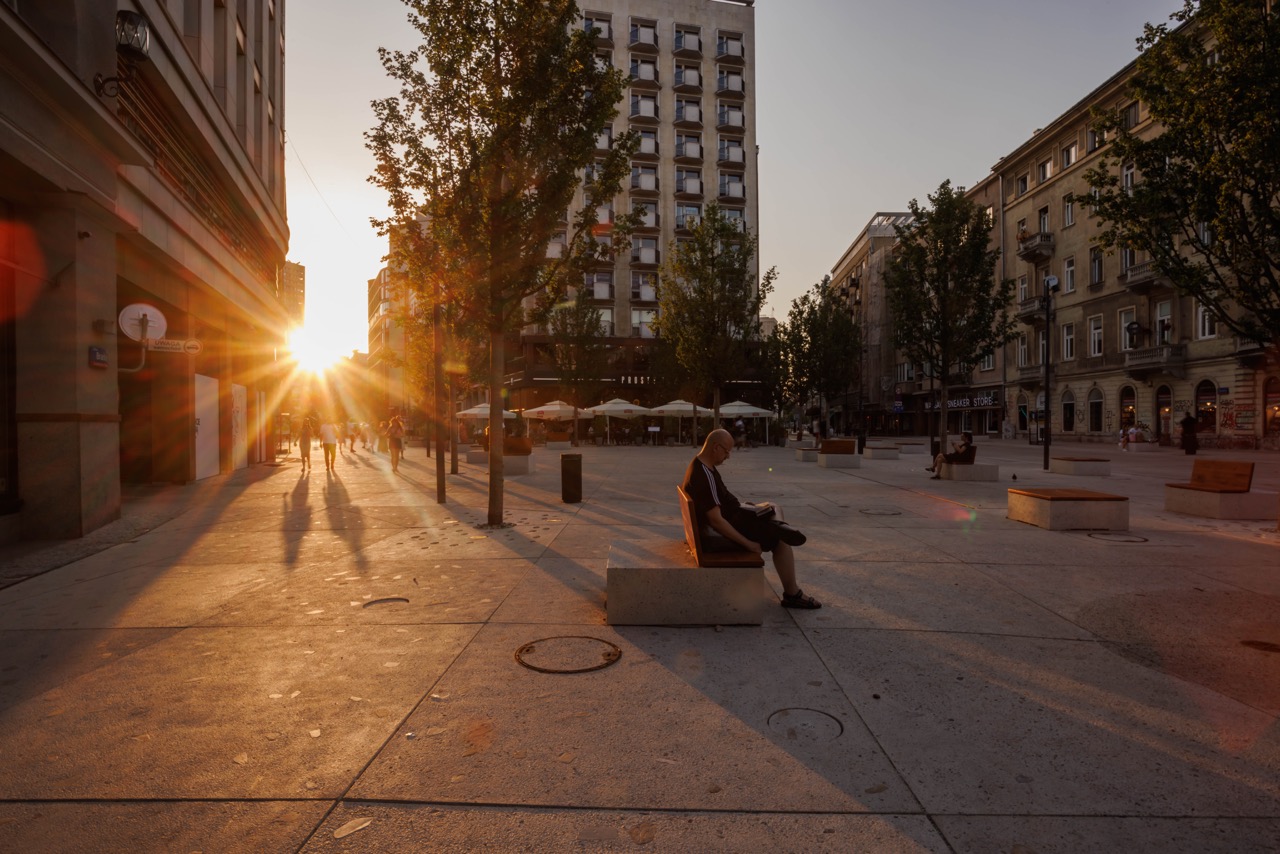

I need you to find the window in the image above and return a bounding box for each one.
[718,136,744,163]
[1120,308,1137,350]
[585,271,613,300]
[1195,379,1217,433]
[631,308,657,338]
[594,51,612,72]
[1062,142,1077,169]
[1197,302,1217,339]
[716,69,744,93]
[1122,162,1136,195]
[631,272,657,301]
[1016,174,1029,195]
[719,172,744,198]
[1088,315,1104,356]
[584,16,611,39]
[1156,300,1172,344]
[675,97,700,123]
[1121,246,1137,272]
[1090,247,1104,285]
[1121,101,1140,131]
[1063,257,1075,293]
[1037,159,1052,183]
[1017,335,1028,367]
[630,164,658,191]
[1063,195,1075,226]
[597,308,614,336]
[1062,323,1076,361]
[630,56,658,83]
[675,203,701,229]
[895,362,915,383]
[722,206,745,231]
[676,133,701,158]
[1197,221,1214,248]
[716,101,744,127]
[676,63,700,88]
[1038,330,1047,365]
[637,128,658,156]
[630,93,657,119]
[674,27,700,53]
[675,168,700,194]
[630,20,657,47]
[1038,207,1050,233]
[1018,275,1028,302]
[635,200,658,228]
[980,352,995,371]
[716,33,743,59]
[1087,126,1106,151]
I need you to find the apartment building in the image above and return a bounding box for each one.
[366,264,412,421]
[1,2,290,541]
[510,0,759,408]
[996,67,1276,449]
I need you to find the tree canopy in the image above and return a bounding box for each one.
[366,0,635,524]
[780,278,861,429]
[652,202,775,417]
[1081,0,1280,346]
[884,181,1015,444]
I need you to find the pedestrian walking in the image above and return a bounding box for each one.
[298,414,314,470]
[1179,411,1199,455]
[320,421,339,471]
[388,415,406,473]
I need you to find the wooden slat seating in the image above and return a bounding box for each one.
[819,439,857,454]
[1007,487,1129,530]
[677,485,765,568]
[818,438,860,468]
[1164,459,1275,520]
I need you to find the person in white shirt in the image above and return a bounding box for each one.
[320,421,339,471]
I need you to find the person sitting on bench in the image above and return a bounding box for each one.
[927,431,975,478]
[682,429,821,609]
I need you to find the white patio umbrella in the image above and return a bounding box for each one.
[456,403,517,419]
[585,398,651,445]
[521,400,591,420]
[720,400,777,444]
[649,399,705,445]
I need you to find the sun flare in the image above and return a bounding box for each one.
[288,327,342,374]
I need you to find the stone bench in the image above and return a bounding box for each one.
[545,440,572,451]
[864,445,899,460]
[505,453,534,475]
[795,448,817,462]
[1050,456,1111,476]
[1165,460,1278,520]
[895,442,927,455]
[1008,487,1129,531]
[938,462,999,481]
[818,439,860,468]
[786,437,817,449]
[465,446,488,464]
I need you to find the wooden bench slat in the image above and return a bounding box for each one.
[678,485,764,568]
[1166,460,1254,494]
[1008,488,1127,501]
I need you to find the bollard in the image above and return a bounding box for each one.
[561,453,582,504]
[856,433,867,454]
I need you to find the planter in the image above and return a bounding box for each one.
[546,432,571,443]
[503,437,533,456]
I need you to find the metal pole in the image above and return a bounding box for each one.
[1042,276,1058,471]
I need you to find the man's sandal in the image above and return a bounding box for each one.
[781,589,821,610]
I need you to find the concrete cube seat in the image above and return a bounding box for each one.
[504,454,534,475]
[938,462,998,481]
[895,442,927,454]
[545,440,572,450]
[864,446,899,460]
[1008,487,1129,531]
[605,538,764,626]
[465,446,488,465]
[819,452,860,468]
[795,448,817,462]
[1050,457,1111,476]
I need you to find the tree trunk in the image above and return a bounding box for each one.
[433,300,446,504]
[449,374,458,475]
[487,312,505,527]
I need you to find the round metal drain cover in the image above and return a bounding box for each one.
[767,708,843,743]
[860,509,902,516]
[1087,532,1149,543]
[363,597,410,609]
[515,636,621,674]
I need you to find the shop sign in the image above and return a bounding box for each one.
[924,388,1001,411]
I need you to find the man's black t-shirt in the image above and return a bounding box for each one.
[682,457,740,529]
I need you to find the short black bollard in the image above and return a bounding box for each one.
[561,453,582,504]
[856,433,867,454]
[931,439,941,459]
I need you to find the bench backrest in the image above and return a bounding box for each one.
[1189,459,1254,492]
[819,439,857,454]
[677,484,764,568]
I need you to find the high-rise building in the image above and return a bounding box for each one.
[1,3,290,541]
[510,0,759,408]
[283,261,306,330]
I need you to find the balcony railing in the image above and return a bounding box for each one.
[1015,232,1055,262]
[674,33,701,56]
[1015,297,1045,324]
[1121,259,1169,294]
[1124,344,1187,378]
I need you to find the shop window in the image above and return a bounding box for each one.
[1195,379,1217,433]
[1119,386,1136,430]
[1087,388,1104,433]
[1061,390,1075,432]
[1264,377,1280,436]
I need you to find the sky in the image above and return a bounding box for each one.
[283,0,1182,361]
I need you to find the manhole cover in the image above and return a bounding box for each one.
[860,509,902,516]
[363,597,410,608]
[767,708,843,743]
[1087,532,1149,543]
[515,636,621,674]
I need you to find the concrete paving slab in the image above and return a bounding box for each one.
[934,815,1280,854]
[0,625,476,800]
[357,520,558,561]
[0,801,329,853]
[486,557,608,625]
[350,623,919,813]
[299,802,950,853]
[796,526,961,564]
[543,522,677,559]
[812,629,1280,815]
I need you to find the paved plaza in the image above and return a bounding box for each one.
[0,437,1277,852]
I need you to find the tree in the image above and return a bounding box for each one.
[884,181,1015,450]
[1081,0,1280,346]
[782,277,862,435]
[367,0,635,525]
[652,202,776,419]
[547,285,607,440]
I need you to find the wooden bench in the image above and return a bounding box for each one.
[1008,487,1129,531]
[864,444,899,460]
[1164,460,1278,520]
[818,439,860,468]
[604,487,765,625]
[1050,456,1111,476]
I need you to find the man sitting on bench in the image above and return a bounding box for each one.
[927,431,975,479]
[682,429,821,610]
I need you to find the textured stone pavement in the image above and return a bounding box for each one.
[0,438,1277,852]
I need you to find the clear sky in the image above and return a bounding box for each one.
[284,0,1181,360]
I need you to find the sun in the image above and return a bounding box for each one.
[288,327,342,374]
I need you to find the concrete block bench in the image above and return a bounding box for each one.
[1008,487,1129,531]
[864,445,899,460]
[1165,460,1278,520]
[938,462,999,481]
[786,437,817,449]
[545,440,572,451]
[465,446,488,464]
[795,448,818,462]
[505,454,534,475]
[1050,456,1111,476]
[895,442,927,455]
[818,439,860,468]
[1128,441,1158,453]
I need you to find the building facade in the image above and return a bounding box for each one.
[510,0,759,409]
[1,1,290,541]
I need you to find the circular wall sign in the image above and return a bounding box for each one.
[118,303,167,342]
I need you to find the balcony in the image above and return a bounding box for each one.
[716,73,745,96]
[1015,231,1055,263]
[584,20,612,46]
[673,69,701,92]
[675,214,700,232]
[675,178,702,198]
[716,40,745,64]
[673,32,701,57]
[1015,296,1045,325]
[675,142,702,162]
[629,100,659,124]
[718,180,745,201]
[631,247,660,267]
[717,108,745,131]
[635,136,659,159]
[595,130,612,151]
[631,284,658,302]
[674,105,702,127]
[1121,259,1170,295]
[717,145,745,166]
[629,64,659,89]
[629,26,658,53]
[630,173,659,195]
[1124,344,1187,380]
[636,211,660,231]
[1017,364,1044,388]
[1235,335,1269,368]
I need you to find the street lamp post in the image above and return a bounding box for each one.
[1042,275,1059,471]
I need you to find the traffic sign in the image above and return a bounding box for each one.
[147,338,203,354]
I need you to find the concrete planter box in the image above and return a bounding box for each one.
[795,448,817,462]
